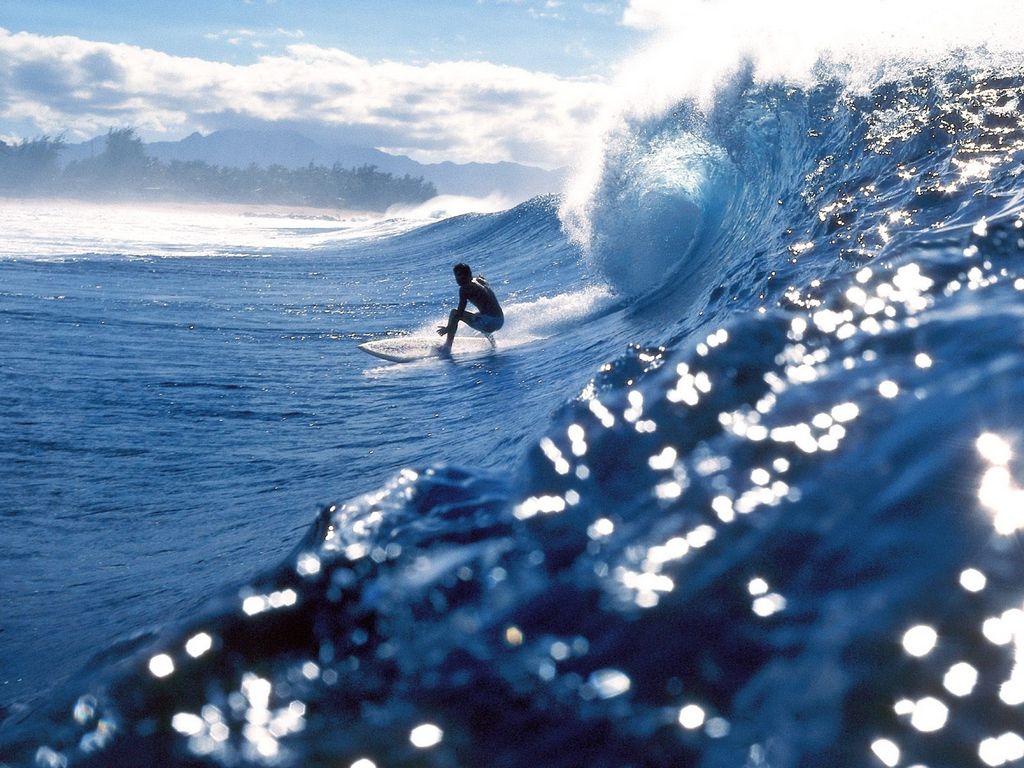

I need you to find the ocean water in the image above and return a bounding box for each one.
[5,48,1024,768]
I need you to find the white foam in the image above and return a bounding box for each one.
[415,286,614,347]
[616,0,1024,112]
[0,199,401,260]
[385,194,516,222]
[561,0,1024,286]
[503,287,615,337]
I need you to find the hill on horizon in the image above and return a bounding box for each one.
[59,128,567,203]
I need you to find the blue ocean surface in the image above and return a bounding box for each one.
[4,57,1024,768]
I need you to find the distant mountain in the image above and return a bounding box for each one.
[420,160,567,200]
[146,129,394,173]
[60,129,566,203]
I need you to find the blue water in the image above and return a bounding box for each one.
[4,61,1024,767]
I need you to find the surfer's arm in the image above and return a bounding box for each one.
[437,289,469,335]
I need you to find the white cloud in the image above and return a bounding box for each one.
[0,27,606,167]
[620,0,674,29]
[205,27,305,48]
[582,2,618,16]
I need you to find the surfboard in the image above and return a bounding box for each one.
[358,335,494,363]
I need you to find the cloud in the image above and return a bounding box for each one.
[619,0,673,29]
[205,27,305,48]
[0,27,606,167]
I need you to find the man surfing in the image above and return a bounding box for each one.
[437,262,504,350]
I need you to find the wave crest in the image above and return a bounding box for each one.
[561,116,738,297]
[562,0,1024,298]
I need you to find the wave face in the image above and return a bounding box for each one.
[6,60,1024,768]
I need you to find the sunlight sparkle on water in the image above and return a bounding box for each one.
[505,626,524,647]
[686,525,716,548]
[588,668,631,699]
[983,615,1014,646]
[752,593,787,617]
[878,380,900,398]
[712,495,735,522]
[242,589,298,616]
[678,704,705,730]
[976,433,1024,534]
[944,662,979,697]
[72,695,96,725]
[514,495,567,520]
[748,577,769,596]
[624,390,644,423]
[296,553,322,576]
[539,437,571,475]
[410,723,444,749]
[980,732,1024,766]
[302,662,320,680]
[649,446,677,470]
[655,481,683,499]
[961,568,987,592]
[978,433,1013,465]
[902,625,938,657]
[871,738,900,767]
[667,365,711,406]
[908,696,948,732]
[149,654,175,678]
[185,632,213,658]
[644,537,689,566]
[588,398,616,428]
[172,712,205,736]
[242,674,272,710]
[567,424,587,457]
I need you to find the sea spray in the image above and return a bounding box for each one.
[561,0,1024,299]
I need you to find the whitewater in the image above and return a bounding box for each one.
[5,8,1024,768]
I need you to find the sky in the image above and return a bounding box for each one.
[0,0,654,168]
[4,0,1009,169]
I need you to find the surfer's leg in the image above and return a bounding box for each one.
[445,309,478,348]
[465,313,500,347]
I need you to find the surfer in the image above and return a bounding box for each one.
[437,262,504,350]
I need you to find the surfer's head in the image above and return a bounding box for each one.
[453,262,472,285]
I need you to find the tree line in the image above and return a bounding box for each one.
[0,128,438,211]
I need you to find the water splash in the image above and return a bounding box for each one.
[562,0,1024,298]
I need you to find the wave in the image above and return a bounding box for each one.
[562,0,1024,301]
[385,193,518,221]
[561,118,739,297]
[8,16,1024,768]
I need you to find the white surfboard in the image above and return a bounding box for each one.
[358,335,494,363]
